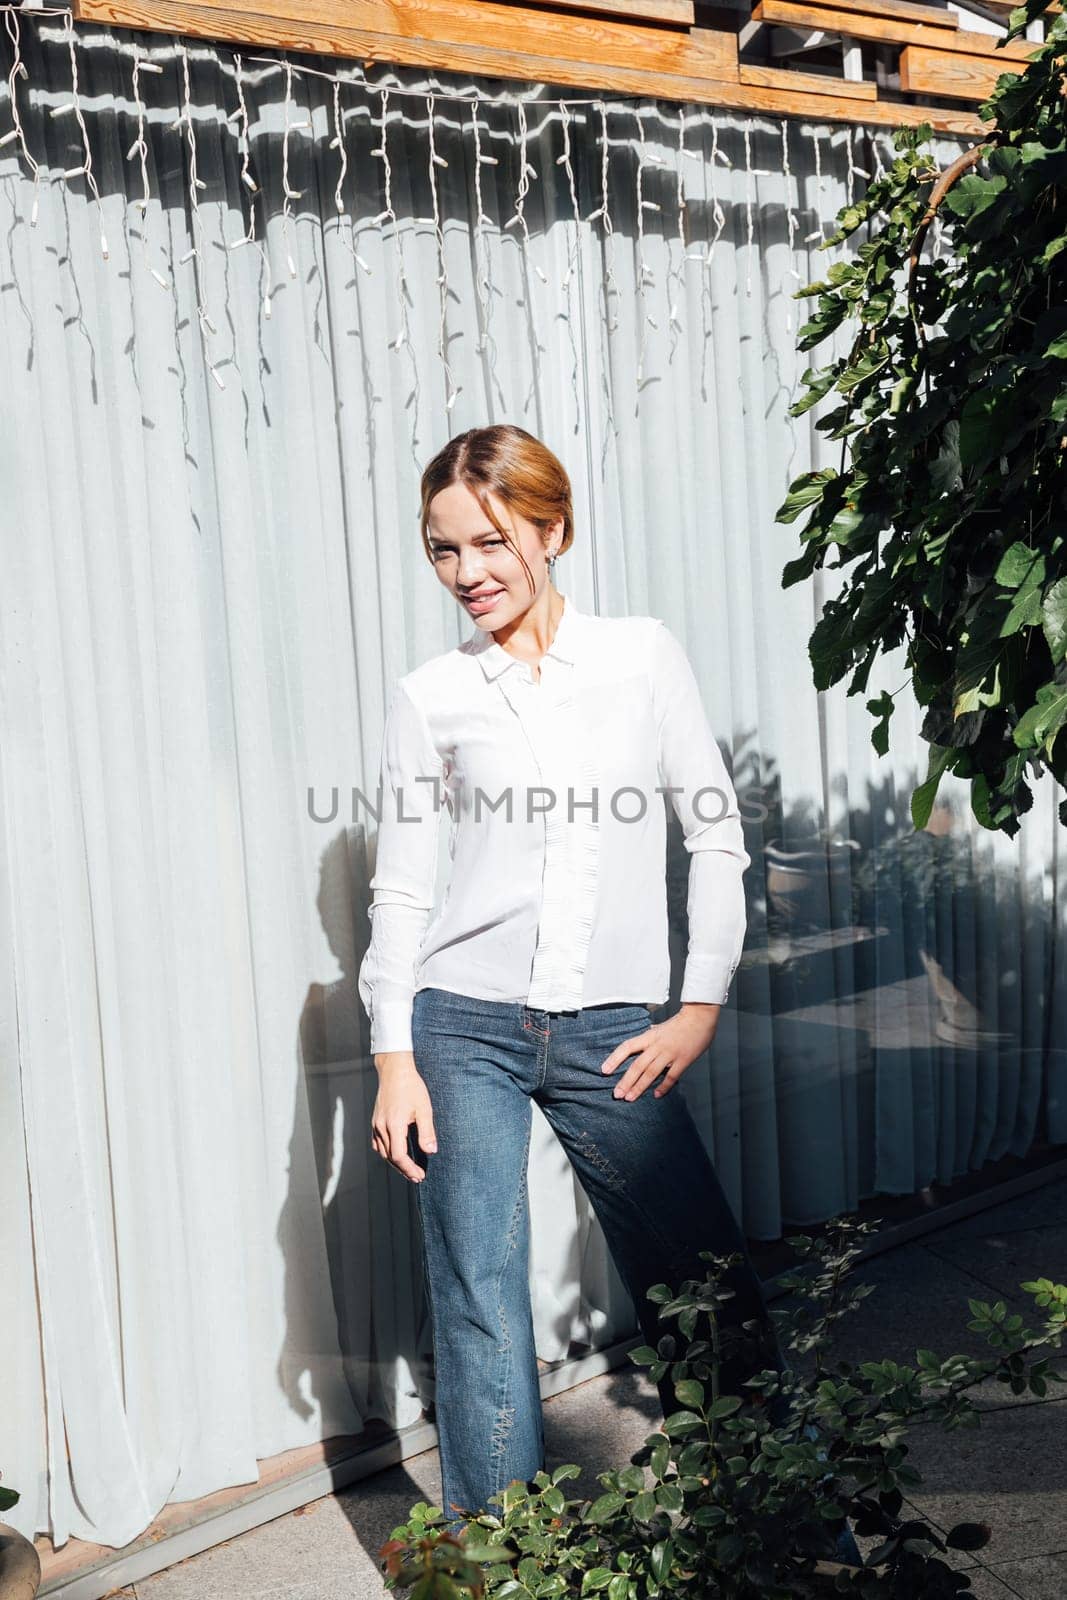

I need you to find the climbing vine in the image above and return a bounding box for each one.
[777,0,1067,835]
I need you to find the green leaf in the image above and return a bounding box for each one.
[782,544,822,587]
[662,1410,704,1437]
[1013,681,1067,756]
[942,171,1007,221]
[630,1490,658,1522]
[650,1539,674,1583]
[789,365,839,417]
[867,689,895,756]
[776,468,839,524]
[607,1575,630,1600]
[707,1395,743,1419]
[673,1379,705,1409]
[995,542,1045,590]
[1042,576,1067,661]
[587,1492,627,1523]
[912,745,955,829]
[959,388,1013,470]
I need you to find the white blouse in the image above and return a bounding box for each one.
[357,594,751,1055]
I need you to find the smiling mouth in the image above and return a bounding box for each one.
[463,589,505,609]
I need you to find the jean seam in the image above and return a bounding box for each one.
[536,1025,550,1090]
[488,1108,531,1497]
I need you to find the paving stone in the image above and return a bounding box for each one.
[542,1364,662,1495]
[813,1239,1055,1414]
[959,1566,1031,1598]
[917,1181,1067,1246]
[923,1225,1067,1315]
[133,1491,396,1600]
[984,1551,1067,1599]
[898,1398,1067,1566]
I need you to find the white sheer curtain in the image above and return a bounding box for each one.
[2,14,1064,1552]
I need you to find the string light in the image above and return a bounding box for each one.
[226,51,273,319]
[330,79,371,279]
[62,9,106,257]
[367,88,416,390]
[506,96,547,286]
[743,116,755,296]
[708,117,727,262]
[470,98,495,358]
[3,12,40,226]
[281,60,302,279]
[590,102,620,338]
[635,104,661,388]
[426,92,461,412]
[666,105,687,362]
[871,125,887,180]
[782,119,800,335]
[0,5,979,427]
[129,48,167,287]
[804,126,827,244]
[845,123,855,208]
[555,96,585,423]
[177,42,228,388]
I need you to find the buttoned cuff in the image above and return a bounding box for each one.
[680,954,741,1007]
[369,999,416,1057]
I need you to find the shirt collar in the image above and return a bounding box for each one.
[465,592,588,681]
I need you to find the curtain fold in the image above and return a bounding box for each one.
[2,15,1064,1552]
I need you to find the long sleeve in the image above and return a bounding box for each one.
[357,679,445,1054]
[651,620,751,1005]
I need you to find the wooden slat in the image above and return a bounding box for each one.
[753,0,1039,56]
[740,60,878,95]
[968,0,1059,11]
[78,0,741,80]
[900,40,1025,96]
[72,0,986,130]
[494,0,696,23]
[797,0,959,28]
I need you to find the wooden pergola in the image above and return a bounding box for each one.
[71,0,1049,135]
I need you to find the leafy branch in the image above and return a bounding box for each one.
[777,0,1067,834]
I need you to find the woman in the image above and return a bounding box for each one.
[356,424,781,1530]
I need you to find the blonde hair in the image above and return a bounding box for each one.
[419,425,575,593]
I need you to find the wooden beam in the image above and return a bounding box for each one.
[965,0,1059,11]
[753,0,1039,56]
[72,0,987,130]
[91,0,741,80]
[493,0,696,22]
[740,60,878,95]
[899,40,1024,96]
[799,0,959,27]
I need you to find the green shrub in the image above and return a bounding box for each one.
[379,1218,1066,1599]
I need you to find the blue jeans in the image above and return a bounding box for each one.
[409,987,783,1526]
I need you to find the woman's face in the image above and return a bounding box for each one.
[426,481,560,628]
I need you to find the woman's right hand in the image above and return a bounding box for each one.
[371,1054,438,1183]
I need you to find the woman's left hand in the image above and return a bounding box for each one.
[600,1003,722,1100]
